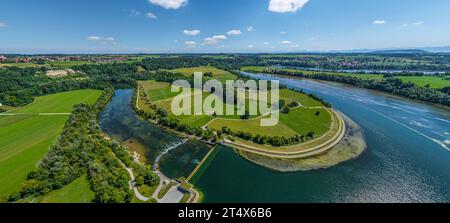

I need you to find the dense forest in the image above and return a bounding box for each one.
[0,66,111,106]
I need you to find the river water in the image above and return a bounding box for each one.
[190,72,450,203]
[98,89,210,179]
[99,81,450,202]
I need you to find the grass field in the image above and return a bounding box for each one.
[0,90,101,198]
[31,175,95,203]
[0,63,43,68]
[140,80,267,127]
[139,78,331,139]
[163,66,237,83]
[207,107,331,138]
[242,66,384,80]
[398,76,450,89]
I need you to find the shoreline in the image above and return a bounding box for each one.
[241,70,450,111]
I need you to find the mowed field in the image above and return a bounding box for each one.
[139,79,331,139]
[0,89,101,198]
[398,76,450,89]
[163,66,237,83]
[20,175,95,203]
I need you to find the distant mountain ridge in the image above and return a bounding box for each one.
[370,49,431,54]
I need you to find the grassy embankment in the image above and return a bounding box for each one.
[138,66,332,147]
[0,89,102,199]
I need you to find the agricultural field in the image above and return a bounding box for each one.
[242,66,384,80]
[0,89,102,198]
[398,76,450,89]
[0,63,43,68]
[162,66,237,83]
[45,60,94,68]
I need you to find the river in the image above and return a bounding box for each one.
[98,89,210,180]
[99,80,450,202]
[190,72,450,203]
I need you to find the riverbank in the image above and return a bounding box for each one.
[135,80,347,160]
[239,113,366,172]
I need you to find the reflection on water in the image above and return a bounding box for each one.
[99,89,209,178]
[191,72,450,203]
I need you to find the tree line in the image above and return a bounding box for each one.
[5,87,159,203]
[246,68,450,107]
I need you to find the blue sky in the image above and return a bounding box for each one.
[1,0,450,54]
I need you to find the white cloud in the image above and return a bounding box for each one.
[146,12,157,19]
[227,29,242,35]
[402,21,425,28]
[373,20,386,25]
[248,45,253,48]
[149,0,188,10]
[183,29,200,36]
[185,41,197,47]
[269,0,309,13]
[87,36,115,44]
[412,21,425,26]
[247,26,255,32]
[263,42,270,45]
[204,35,227,45]
[130,10,141,16]
[280,31,288,35]
[0,22,7,28]
[280,40,292,44]
[87,36,101,41]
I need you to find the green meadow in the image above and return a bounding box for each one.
[25,175,95,203]
[398,76,450,89]
[139,77,331,139]
[163,66,238,83]
[0,89,101,198]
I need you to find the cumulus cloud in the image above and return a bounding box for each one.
[0,22,7,28]
[248,45,253,48]
[269,0,309,13]
[183,29,200,36]
[373,20,386,25]
[280,40,292,44]
[204,35,227,45]
[227,29,242,35]
[280,31,288,35]
[247,26,255,32]
[146,12,157,19]
[185,41,197,47]
[149,0,188,10]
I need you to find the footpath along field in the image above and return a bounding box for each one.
[0,89,101,198]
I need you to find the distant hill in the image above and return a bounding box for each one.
[370,49,431,54]
[420,46,450,53]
